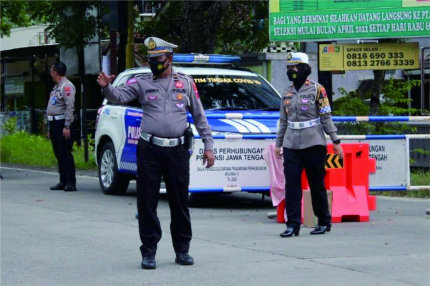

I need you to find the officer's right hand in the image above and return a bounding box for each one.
[275,147,282,158]
[97,72,115,88]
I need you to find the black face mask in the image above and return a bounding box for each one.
[149,58,169,76]
[287,69,298,82]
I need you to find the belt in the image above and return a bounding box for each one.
[287,118,321,130]
[47,114,66,121]
[141,131,185,147]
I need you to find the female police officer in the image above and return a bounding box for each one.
[275,52,343,237]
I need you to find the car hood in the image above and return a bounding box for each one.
[191,110,278,134]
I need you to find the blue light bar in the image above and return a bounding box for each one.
[173,54,241,65]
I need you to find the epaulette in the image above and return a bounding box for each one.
[135,73,152,80]
[176,71,193,80]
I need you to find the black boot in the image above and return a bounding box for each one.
[64,184,77,192]
[175,253,194,265]
[141,256,156,269]
[310,224,332,235]
[280,226,300,237]
[50,183,66,190]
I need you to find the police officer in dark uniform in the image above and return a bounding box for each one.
[275,52,343,237]
[47,62,77,192]
[97,37,215,269]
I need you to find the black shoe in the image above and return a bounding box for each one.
[280,227,300,237]
[175,253,194,265]
[310,224,332,235]
[50,183,66,190]
[141,256,156,269]
[64,184,77,192]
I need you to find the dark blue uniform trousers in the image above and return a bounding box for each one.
[283,145,331,228]
[136,138,191,257]
[49,119,76,185]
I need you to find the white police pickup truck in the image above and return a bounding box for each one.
[95,54,281,196]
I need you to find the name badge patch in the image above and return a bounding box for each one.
[175,81,184,88]
[176,103,184,109]
[127,78,137,85]
[148,95,157,101]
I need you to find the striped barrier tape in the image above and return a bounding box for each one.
[196,134,430,140]
[189,114,430,121]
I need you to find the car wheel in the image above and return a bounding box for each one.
[98,142,130,195]
[188,193,205,208]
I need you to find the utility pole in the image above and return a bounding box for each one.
[78,47,89,162]
[126,0,135,69]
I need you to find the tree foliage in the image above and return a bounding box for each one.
[1,1,104,51]
[44,1,104,50]
[333,78,421,135]
[216,1,269,54]
[135,1,269,55]
[369,38,407,115]
[1,1,50,37]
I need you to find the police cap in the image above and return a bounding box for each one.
[286,52,309,66]
[144,37,178,58]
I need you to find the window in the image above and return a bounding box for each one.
[192,75,281,110]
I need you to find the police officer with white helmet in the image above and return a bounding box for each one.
[275,52,343,237]
[97,37,215,269]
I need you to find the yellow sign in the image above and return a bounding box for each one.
[319,43,420,71]
[325,154,343,169]
[194,78,262,85]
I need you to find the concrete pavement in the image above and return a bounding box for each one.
[1,167,429,286]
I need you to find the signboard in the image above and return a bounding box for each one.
[190,139,271,190]
[190,139,407,191]
[269,0,430,41]
[343,139,407,187]
[4,78,25,98]
[319,43,420,71]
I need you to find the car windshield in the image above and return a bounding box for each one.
[192,75,280,110]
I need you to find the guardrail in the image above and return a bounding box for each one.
[190,115,429,193]
[189,114,430,121]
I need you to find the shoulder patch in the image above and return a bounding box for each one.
[192,82,200,99]
[319,86,328,98]
[127,78,138,85]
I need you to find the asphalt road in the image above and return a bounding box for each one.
[1,166,429,286]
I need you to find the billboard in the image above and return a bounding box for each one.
[269,0,430,41]
[319,43,420,71]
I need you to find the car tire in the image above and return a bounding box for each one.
[188,193,205,208]
[98,142,130,195]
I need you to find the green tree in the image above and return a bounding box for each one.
[135,1,269,55]
[216,1,269,54]
[43,1,103,51]
[1,1,50,38]
[369,39,406,115]
[333,78,420,135]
